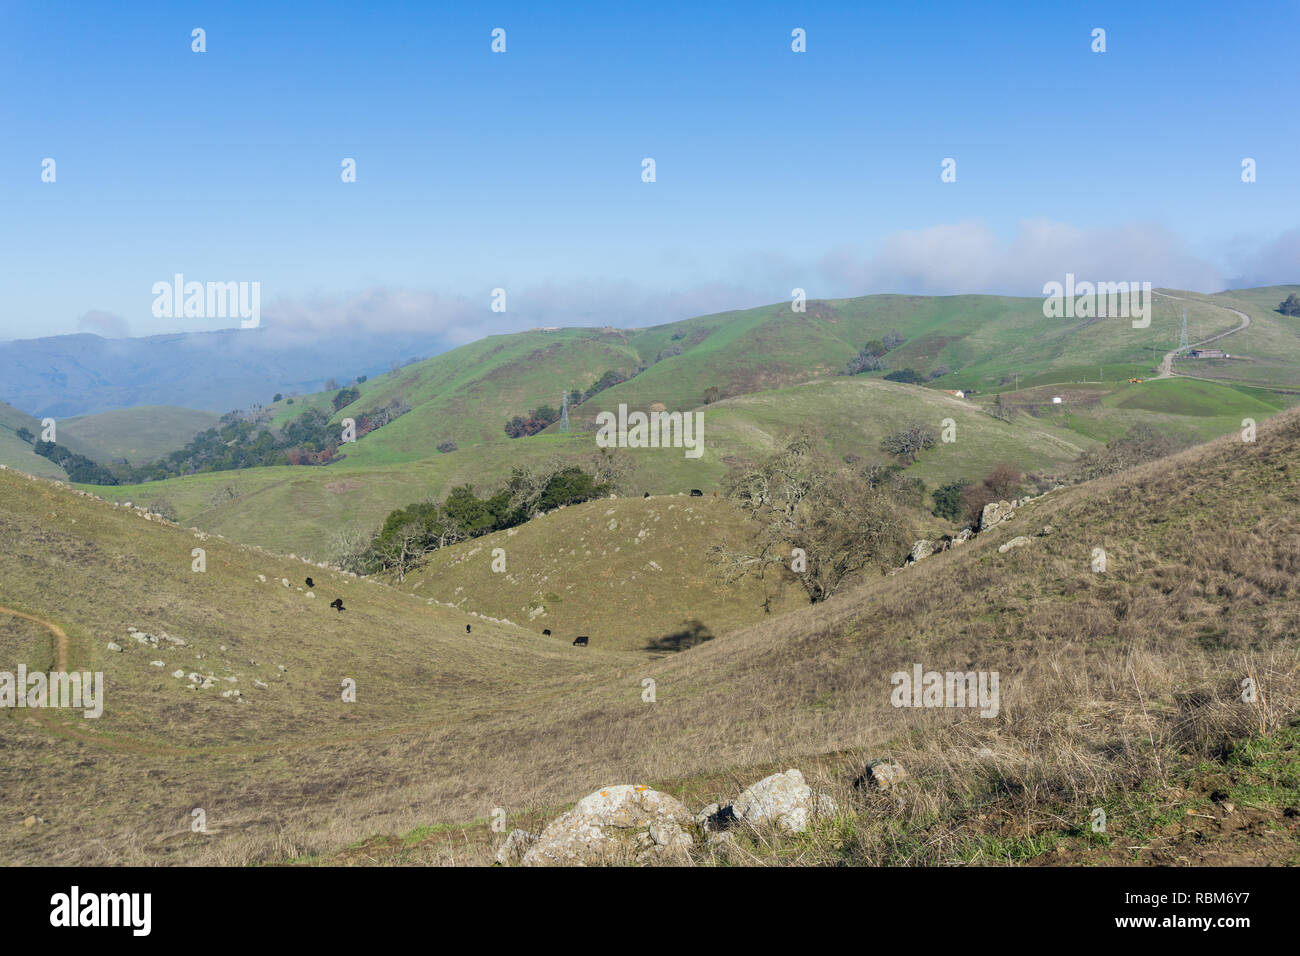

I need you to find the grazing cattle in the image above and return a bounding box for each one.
[305,577,314,588]
[643,492,650,498]
[466,624,472,634]
[330,598,346,612]
[689,489,703,497]
[542,628,551,636]
[572,635,589,647]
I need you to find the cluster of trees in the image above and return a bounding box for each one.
[331,386,361,411]
[880,424,937,465]
[505,405,561,438]
[929,463,1024,525]
[840,330,904,375]
[78,397,414,483]
[32,440,118,484]
[710,432,913,604]
[355,462,614,579]
[883,368,923,385]
[1279,293,1300,316]
[504,368,637,438]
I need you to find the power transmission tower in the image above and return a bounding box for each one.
[560,390,569,432]
[1178,309,1189,353]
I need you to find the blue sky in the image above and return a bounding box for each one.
[1,0,1297,340]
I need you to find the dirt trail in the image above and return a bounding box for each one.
[0,603,69,671]
[1153,292,1251,379]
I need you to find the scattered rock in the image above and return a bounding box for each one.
[149,660,165,667]
[105,642,122,652]
[998,535,1032,553]
[171,669,186,679]
[731,769,836,834]
[854,758,908,791]
[1038,525,1055,536]
[908,540,934,563]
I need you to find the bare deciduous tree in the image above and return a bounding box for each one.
[711,432,911,603]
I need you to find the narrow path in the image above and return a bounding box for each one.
[1153,292,1251,379]
[1,603,69,671]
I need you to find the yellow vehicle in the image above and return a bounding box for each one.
[1128,377,1143,383]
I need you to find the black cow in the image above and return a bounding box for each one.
[572,635,589,647]
[466,624,472,634]
[643,492,650,498]
[542,628,551,636]
[689,489,703,496]
[305,577,314,588]
[330,598,346,612]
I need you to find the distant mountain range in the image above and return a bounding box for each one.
[0,327,454,418]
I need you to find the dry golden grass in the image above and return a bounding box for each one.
[1,408,1298,866]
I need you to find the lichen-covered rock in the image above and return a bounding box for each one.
[979,501,1015,531]
[908,540,934,563]
[730,769,836,834]
[521,784,694,866]
[998,535,1032,553]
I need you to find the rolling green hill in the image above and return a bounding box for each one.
[70,286,1300,561]
[57,405,221,465]
[263,288,1297,471]
[0,402,66,479]
[85,377,1095,558]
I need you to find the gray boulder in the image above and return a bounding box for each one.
[522,784,695,866]
[730,769,836,834]
[979,500,1015,531]
[998,535,1032,553]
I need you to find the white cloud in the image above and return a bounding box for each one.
[813,220,1225,297]
[133,220,1291,347]
[77,310,131,338]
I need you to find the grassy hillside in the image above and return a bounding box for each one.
[57,405,221,464]
[257,287,1299,472]
[1167,285,1300,386]
[0,401,66,479]
[5,405,1298,867]
[67,285,1300,561]
[394,494,808,652]
[84,377,1095,558]
[980,377,1294,446]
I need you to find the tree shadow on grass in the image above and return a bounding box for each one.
[644,620,715,653]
